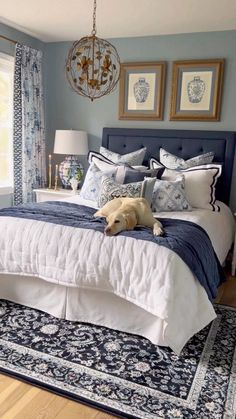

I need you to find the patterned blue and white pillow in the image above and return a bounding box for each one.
[80,163,116,202]
[159,148,214,170]
[100,146,147,166]
[98,177,155,208]
[151,176,192,212]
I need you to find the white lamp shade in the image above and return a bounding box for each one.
[53,130,88,155]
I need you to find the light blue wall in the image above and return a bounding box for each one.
[1,24,236,209]
[44,30,236,210]
[0,23,44,207]
[0,22,44,54]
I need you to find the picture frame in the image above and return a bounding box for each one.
[119,62,166,120]
[170,59,224,121]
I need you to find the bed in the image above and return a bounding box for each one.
[0,128,235,354]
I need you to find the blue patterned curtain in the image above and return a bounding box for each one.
[13,43,46,205]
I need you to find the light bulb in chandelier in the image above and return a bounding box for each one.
[66,0,120,101]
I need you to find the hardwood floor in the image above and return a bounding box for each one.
[0,273,235,419]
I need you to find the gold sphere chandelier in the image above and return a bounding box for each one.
[66,0,121,101]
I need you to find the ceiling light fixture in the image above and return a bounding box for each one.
[65,0,120,101]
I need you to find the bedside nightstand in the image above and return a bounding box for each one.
[232,213,236,276]
[34,188,79,203]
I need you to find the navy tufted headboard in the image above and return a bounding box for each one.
[102,128,236,204]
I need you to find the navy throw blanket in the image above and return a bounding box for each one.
[0,201,225,301]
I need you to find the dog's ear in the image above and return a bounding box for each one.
[124,211,137,230]
[94,210,105,218]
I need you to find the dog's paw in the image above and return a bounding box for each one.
[94,210,102,217]
[153,223,164,236]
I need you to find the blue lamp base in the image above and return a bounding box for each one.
[59,156,84,188]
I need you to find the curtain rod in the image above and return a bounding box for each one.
[0,34,17,44]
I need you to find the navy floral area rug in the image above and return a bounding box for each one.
[0,300,235,419]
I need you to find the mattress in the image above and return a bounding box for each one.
[0,197,234,354]
[63,195,234,264]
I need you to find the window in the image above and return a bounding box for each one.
[0,53,14,193]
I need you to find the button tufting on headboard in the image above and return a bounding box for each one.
[102,128,236,205]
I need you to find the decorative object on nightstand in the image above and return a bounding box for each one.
[48,154,52,189]
[54,164,59,190]
[53,130,88,188]
[232,213,236,276]
[70,177,79,194]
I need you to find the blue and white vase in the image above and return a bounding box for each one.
[187,76,205,103]
[59,156,84,188]
[133,77,150,103]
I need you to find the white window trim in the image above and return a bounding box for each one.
[0,52,14,190]
[0,186,13,196]
[0,52,14,65]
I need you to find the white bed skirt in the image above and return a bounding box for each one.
[0,273,215,354]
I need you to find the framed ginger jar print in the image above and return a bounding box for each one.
[170,59,224,121]
[119,62,166,120]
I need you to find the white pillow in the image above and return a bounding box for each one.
[100,146,146,166]
[162,164,222,211]
[159,148,214,170]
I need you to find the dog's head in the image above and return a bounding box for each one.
[104,210,137,236]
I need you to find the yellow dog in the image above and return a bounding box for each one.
[94,197,163,236]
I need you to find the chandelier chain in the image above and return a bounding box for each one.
[92,0,97,35]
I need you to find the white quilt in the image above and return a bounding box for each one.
[0,198,234,353]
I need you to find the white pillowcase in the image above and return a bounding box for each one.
[162,164,222,211]
[100,146,147,166]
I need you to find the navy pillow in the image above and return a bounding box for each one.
[115,165,165,184]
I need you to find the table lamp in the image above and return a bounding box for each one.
[54,130,88,188]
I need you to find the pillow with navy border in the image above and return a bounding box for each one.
[162,164,222,212]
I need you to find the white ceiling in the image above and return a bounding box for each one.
[1,0,236,42]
